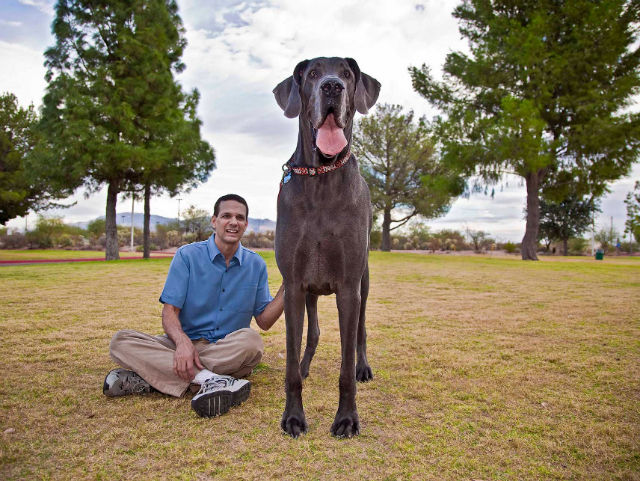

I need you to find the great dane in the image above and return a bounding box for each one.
[273,57,380,437]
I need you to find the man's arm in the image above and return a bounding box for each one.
[162,303,204,381]
[255,284,284,331]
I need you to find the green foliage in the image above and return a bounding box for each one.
[539,193,600,255]
[354,103,464,251]
[503,242,518,254]
[40,0,215,259]
[181,204,212,242]
[410,0,640,260]
[0,93,67,225]
[25,215,87,249]
[568,237,589,256]
[86,218,105,239]
[624,181,640,243]
[595,227,621,254]
[467,229,495,252]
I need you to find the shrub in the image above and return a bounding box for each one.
[503,242,518,254]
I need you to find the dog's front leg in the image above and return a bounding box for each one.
[281,283,308,438]
[331,286,361,438]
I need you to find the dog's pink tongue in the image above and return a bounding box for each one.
[316,114,347,156]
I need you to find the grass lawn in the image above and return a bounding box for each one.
[0,252,638,480]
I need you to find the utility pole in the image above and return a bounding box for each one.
[130,195,135,253]
[591,212,595,255]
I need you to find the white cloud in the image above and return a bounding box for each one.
[0,20,23,27]
[2,0,638,243]
[0,41,47,108]
[18,0,55,16]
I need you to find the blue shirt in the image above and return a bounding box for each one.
[159,234,273,343]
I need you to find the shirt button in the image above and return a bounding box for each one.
[222,288,225,292]
[220,308,223,311]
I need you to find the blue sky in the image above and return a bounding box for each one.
[1,0,638,242]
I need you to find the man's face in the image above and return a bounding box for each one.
[211,200,248,246]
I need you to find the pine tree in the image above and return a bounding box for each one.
[410,0,640,260]
[0,93,68,225]
[40,0,214,259]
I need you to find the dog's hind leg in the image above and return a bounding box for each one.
[300,293,319,379]
[356,263,373,382]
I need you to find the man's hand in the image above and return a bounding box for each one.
[162,303,205,382]
[173,339,205,381]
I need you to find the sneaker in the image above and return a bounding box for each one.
[103,368,154,397]
[191,375,251,417]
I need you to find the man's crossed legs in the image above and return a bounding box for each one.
[103,328,263,417]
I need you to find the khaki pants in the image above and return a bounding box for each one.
[109,328,264,397]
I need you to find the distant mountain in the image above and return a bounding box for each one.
[71,213,275,233]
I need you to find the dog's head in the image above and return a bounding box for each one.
[273,57,380,162]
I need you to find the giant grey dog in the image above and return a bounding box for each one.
[273,57,380,438]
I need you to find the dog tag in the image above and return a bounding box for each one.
[283,172,292,184]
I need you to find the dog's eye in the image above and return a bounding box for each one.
[309,70,318,79]
[344,70,351,78]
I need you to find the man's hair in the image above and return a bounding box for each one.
[213,194,249,218]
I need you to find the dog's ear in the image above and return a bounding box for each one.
[273,60,309,118]
[346,58,381,115]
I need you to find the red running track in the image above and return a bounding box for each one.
[0,253,174,265]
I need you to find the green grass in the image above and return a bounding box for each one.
[0,251,638,480]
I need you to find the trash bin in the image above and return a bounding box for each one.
[595,249,604,260]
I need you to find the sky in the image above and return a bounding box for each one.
[1,0,638,242]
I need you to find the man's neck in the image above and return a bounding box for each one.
[214,235,240,266]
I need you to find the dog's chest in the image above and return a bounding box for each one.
[276,173,369,287]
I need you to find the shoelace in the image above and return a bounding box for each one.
[199,377,234,394]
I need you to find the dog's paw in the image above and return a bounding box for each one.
[331,413,360,438]
[281,413,308,438]
[356,363,373,382]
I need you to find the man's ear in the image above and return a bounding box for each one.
[273,60,309,118]
[346,58,381,115]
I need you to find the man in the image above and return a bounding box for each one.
[103,194,284,418]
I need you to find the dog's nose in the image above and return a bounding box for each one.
[321,79,344,97]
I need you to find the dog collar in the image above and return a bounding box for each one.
[281,150,351,184]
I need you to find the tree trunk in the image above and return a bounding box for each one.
[381,208,392,252]
[105,182,120,260]
[521,170,544,261]
[562,237,569,256]
[143,183,151,259]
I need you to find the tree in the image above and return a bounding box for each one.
[0,93,66,225]
[41,0,215,260]
[538,192,600,256]
[181,204,212,242]
[410,0,640,260]
[353,103,464,251]
[467,229,494,253]
[595,226,621,254]
[624,181,640,244]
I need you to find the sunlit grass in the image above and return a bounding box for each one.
[0,252,638,480]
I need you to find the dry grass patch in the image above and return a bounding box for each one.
[0,252,638,480]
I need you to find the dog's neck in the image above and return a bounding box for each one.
[292,117,354,168]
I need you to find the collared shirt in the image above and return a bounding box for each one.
[159,234,273,343]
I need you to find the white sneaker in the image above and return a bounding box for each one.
[191,375,251,417]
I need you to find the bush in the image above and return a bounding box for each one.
[0,231,28,249]
[568,237,589,255]
[503,242,519,254]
